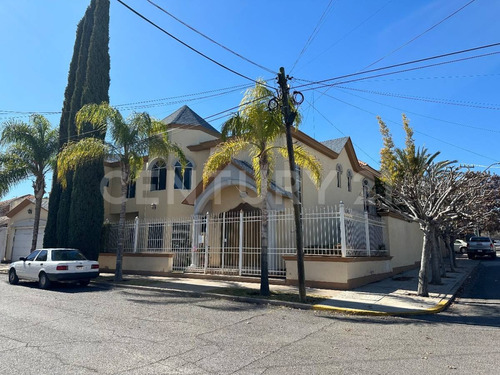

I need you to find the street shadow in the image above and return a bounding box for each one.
[119,288,268,311]
[5,280,112,294]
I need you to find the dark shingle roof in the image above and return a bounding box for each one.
[162,105,220,135]
[321,137,349,153]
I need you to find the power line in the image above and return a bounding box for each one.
[363,0,477,69]
[336,85,500,111]
[334,86,500,134]
[293,42,500,89]
[295,0,394,74]
[115,0,269,88]
[145,0,276,75]
[343,72,500,83]
[0,83,256,118]
[290,0,336,74]
[303,98,379,165]
[299,51,500,91]
[315,90,497,162]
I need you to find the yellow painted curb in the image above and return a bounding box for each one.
[312,297,452,316]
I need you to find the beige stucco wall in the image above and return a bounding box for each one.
[103,128,218,221]
[284,256,393,289]
[383,215,423,271]
[98,253,173,274]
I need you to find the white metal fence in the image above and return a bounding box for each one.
[102,203,388,277]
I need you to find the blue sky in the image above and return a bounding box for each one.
[1,0,499,200]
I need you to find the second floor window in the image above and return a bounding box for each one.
[174,161,193,190]
[126,181,136,198]
[150,160,167,191]
[336,163,343,188]
[347,169,353,192]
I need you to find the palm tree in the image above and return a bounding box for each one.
[203,81,321,296]
[0,115,58,251]
[57,102,186,281]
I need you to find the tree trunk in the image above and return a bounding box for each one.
[417,227,431,297]
[259,158,270,296]
[31,176,45,251]
[445,233,456,272]
[430,226,442,285]
[115,164,129,282]
[449,234,457,270]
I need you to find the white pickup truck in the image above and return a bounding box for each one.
[467,236,496,260]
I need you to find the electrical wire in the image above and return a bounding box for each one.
[343,72,500,83]
[295,0,393,74]
[115,0,271,88]
[145,0,276,75]
[293,42,500,89]
[303,98,379,165]
[290,0,336,74]
[314,90,498,162]
[362,0,477,69]
[336,85,500,111]
[299,51,500,92]
[333,86,500,134]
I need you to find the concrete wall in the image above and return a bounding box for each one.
[98,253,174,275]
[284,255,393,289]
[382,214,423,273]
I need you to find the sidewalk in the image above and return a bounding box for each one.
[0,258,478,316]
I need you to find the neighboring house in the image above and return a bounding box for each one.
[101,105,423,288]
[0,196,48,262]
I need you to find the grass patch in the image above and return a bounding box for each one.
[208,287,329,305]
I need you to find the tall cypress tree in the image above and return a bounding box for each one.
[45,0,110,258]
[68,0,110,260]
[56,1,96,247]
[44,17,85,247]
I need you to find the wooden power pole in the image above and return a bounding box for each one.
[277,67,306,302]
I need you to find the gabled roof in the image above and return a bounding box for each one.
[6,197,49,218]
[161,105,220,137]
[321,137,349,154]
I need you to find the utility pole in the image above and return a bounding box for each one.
[277,67,306,302]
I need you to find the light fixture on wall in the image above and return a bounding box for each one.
[27,209,32,214]
[151,203,157,210]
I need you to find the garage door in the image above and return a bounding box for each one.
[11,228,44,261]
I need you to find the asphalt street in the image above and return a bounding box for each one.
[0,260,499,375]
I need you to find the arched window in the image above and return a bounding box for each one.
[363,179,370,212]
[347,169,353,192]
[174,161,193,190]
[336,164,343,188]
[150,160,167,191]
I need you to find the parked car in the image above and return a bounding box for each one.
[467,237,496,260]
[8,248,99,289]
[453,239,468,254]
[494,240,500,251]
